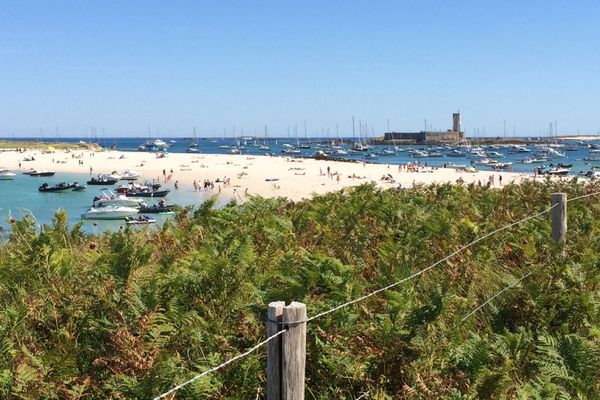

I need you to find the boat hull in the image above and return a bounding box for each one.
[82,207,139,220]
[87,179,119,185]
[93,198,143,207]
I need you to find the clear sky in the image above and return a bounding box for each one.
[1,0,599,137]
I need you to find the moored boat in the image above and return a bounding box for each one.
[29,170,56,177]
[39,182,76,192]
[81,205,140,220]
[138,204,176,214]
[120,170,142,180]
[0,170,16,180]
[125,215,157,225]
[125,188,170,198]
[93,193,144,207]
[87,176,119,185]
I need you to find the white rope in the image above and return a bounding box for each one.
[459,189,600,322]
[461,271,533,322]
[567,190,600,202]
[153,329,287,400]
[300,204,557,324]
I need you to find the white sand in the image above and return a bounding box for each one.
[1,149,532,202]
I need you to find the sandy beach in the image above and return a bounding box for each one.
[1,149,532,202]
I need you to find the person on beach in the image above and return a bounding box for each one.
[174,180,179,190]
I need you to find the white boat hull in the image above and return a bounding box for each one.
[93,198,143,208]
[0,173,16,180]
[82,206,139,220]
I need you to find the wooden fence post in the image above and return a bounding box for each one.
[267,301,285,400]
[282,302,307,400]
[552,193,567,245]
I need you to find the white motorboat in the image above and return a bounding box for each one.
[466,150,487,158]
[93,193,144,208]
[410,150,429,158]
[331,149,348,156]
[0,170,16,180]
[120,170,142,180]
[473,158,494,166]
[447,149,466,157]
[81,205,140,220]
[27,169,56,177]
[106,172,121,180]
[139,139,169,151]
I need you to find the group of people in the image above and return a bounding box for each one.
[162,169,174,183]
[193,179,215,191]
[398,162,426,172]
[474,174,504,187]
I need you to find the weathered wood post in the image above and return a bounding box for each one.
[267,301,284,400]
[267,302,307,400]
[552,193,567,245]
[282,302,307,400]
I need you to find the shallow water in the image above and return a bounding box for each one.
[0,171,225,234]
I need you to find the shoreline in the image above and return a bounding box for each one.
[0,149,535,202]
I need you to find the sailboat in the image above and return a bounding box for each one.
[186,127,200,153]
[259,125,271,150]
[297,121,311,149]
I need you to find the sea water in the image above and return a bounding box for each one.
[0,171,224,235]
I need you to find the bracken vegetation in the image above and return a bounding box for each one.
[1,179,600,399]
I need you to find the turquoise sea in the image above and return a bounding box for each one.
[0,171,224,236]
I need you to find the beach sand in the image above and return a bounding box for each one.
[1,149,532,202]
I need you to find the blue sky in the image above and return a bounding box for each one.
[1,1,599,137]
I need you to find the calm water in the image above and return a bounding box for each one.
[1,136,599,235]
[0,171,223,236]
